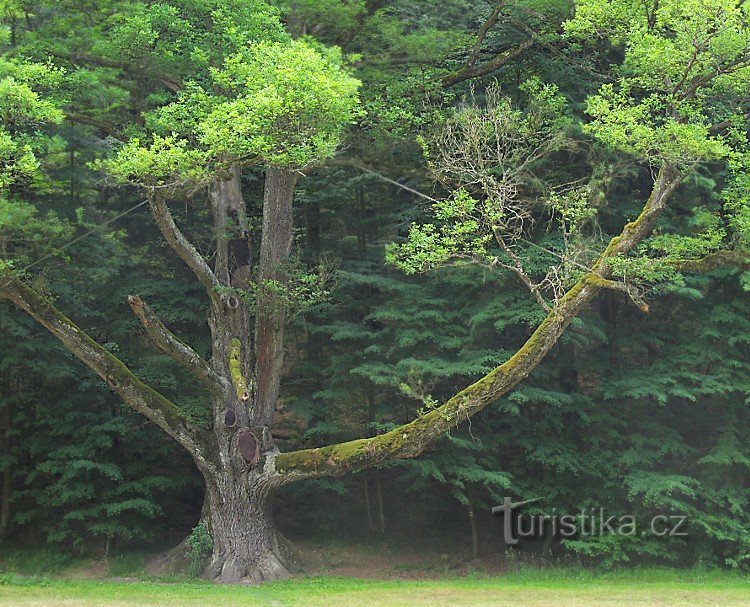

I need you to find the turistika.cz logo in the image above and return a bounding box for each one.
[491,497,688,545]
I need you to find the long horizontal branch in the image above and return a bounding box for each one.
[0,275,213,462]
[274,163,683,480]
[148,195,222,308]
[127,295,226,392]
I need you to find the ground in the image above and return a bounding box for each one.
[1,542,748,606]
[1,573,750,606]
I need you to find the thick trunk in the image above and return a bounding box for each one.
[202,469,289,583]
[189,167,298,583]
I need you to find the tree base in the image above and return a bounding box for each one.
[206,548,291,584]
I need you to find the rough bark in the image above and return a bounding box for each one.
[203,468,288,584]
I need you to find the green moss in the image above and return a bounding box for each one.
[227,338,249,401]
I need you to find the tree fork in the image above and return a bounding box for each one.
[128,294,225,390]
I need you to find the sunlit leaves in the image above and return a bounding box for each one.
[106,38,360,189]
[567,0,750,165]
[201,40,360,168]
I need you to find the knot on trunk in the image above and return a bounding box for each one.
[237,428,260,464]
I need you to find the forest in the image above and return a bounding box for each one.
[0,0,749,598]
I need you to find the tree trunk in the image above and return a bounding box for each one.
[468,502,478,559]
[196,167,297,583]
[364,477,375,533]
[376,473,386,534]
[202,469,289,584]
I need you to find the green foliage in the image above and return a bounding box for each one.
[185,522,212,578]
[105,37,360,188]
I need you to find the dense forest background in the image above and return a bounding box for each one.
[0,0,748,571]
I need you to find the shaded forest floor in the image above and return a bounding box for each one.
[0,537,564,581]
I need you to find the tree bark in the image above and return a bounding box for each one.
[254,167,298,426]
[202,468,289,583]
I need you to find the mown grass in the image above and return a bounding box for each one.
[0,569,748,607]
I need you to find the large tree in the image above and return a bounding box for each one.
[2,0,749,582]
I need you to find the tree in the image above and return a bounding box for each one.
[2,0,749,582]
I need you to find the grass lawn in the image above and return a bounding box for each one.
[1,570,748,606]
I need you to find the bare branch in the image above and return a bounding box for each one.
[442,39,533,87]
[127,295,226,391]
[494,234,551,311]
[65,113,123,140]
[464,2,506,70]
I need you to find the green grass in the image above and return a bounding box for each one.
[0,569,748,606]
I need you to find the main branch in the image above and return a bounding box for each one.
[1,275,213,465]
[274,163,683,479]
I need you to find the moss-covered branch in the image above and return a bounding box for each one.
[228,338,251,402]
[274,163,685,479]
[0,275,214,465]
[128,295,226,391]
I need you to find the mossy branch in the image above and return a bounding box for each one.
[228,338,251,402]
[0,275,214,464]
[274,163,685,480]
[128,295,226,391]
